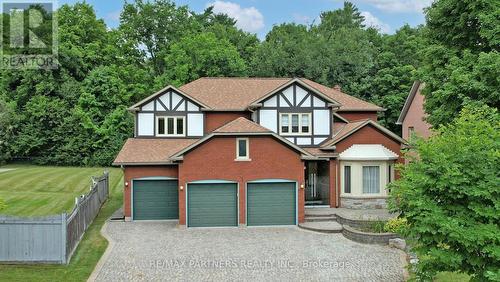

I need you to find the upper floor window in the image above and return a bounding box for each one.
[280,113,311,135]
[156,116,185,136]
[236,138,250,161]
[408,126,415,141]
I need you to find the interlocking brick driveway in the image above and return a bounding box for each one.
[91,221,407,281]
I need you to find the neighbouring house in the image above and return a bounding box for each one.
[113,77,406,227]
[396,81,432,141]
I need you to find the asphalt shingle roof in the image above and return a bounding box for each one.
[178,77,383,111]
[113,138,199,165]
[213,117,272,133]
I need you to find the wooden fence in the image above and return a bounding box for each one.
[0,171,109,264]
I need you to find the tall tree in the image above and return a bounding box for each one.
[419,0,500,126]
[251,23,312,78]
[160,32,247,86]
[120,0,198,75]
[0,2,149,165]
[369,25,425,132]
[316,1,365,40]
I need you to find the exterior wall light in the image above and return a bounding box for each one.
[300,184,304,189]
[125,181,129,187]
[180,185,184,191]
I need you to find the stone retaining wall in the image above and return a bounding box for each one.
[335,214,383,229]
[342,225,399,245]
[340,197,387,209]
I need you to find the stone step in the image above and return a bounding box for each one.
[304,215,337,222]
[304,212,336,217]
[298,221,343,233]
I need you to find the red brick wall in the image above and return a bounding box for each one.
[178,136,306,226]
[337,111,378,122]
[205,112,251,133]
[402,90,432,140]
[123,166,178,218]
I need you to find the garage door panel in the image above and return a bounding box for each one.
[188,183,238,227]
[247,182,296,226]
[133,180,179,220]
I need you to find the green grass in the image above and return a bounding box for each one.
[0,164,122,216]
[0,165,124,282]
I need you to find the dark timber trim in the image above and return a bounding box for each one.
[257,83,332,146]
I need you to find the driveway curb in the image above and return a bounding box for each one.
[87,220,114,282]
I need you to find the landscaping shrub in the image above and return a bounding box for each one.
[384,217,408,234]
[388,104,500,281]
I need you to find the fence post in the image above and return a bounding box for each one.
[61,213,67,264]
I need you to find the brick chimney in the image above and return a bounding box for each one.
[333,84,341,91]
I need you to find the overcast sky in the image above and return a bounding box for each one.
[59,0,431,38]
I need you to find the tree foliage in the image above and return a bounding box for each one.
[161,32,247,86]
[388,104,500,280]
[419,0,500,127]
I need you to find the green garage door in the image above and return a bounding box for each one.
[133,180,179,220]
[247,182,296,226]
[187,183,238,227]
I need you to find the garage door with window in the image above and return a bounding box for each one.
[247,182,296,226]
[133,180,179,220]
[187,183,238,227]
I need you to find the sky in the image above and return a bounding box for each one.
[58,0,431,39]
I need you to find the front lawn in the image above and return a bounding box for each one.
[0,164,123,282]
[0,164,122,216]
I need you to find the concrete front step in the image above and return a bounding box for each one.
[298,221,343,233]
[305,212,335,217]
[304,215,337,222]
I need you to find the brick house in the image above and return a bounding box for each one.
[114,78,406,227]
[396,81,432,141]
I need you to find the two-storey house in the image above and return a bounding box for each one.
[114,77,406,227]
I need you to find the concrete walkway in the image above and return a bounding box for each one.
[90,221,407,281]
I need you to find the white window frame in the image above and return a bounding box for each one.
[235,138,250,161]
[362,165,381,194]
[279,113,312,136]
[156,116,186,137]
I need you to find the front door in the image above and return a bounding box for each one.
[305,161,330,206]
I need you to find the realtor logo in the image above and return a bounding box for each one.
[1,0,58,69]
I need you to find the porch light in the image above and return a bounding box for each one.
[300,184,304,189]
[180,185,184,191]
[125,181,129,187]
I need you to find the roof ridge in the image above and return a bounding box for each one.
[300,78,383,111]
[213,117,272,133]
[198,77,292,80]
[348,118,371,123]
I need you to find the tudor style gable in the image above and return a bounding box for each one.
[131,86,207,138]
[256,82,335,146]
